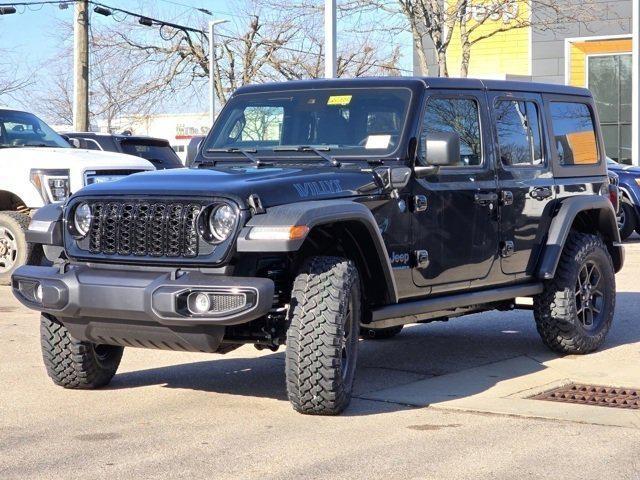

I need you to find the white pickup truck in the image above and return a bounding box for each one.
[0,108,154,284]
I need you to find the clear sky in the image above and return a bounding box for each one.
[0,1,412,116]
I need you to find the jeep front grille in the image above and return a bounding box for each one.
[86,200,203,258]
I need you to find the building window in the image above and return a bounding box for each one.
[588,54,632,164]
[494,100,543,166]
[550,102,599,166]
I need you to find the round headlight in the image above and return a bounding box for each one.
[208,204,237,243]
[73,202,92,238]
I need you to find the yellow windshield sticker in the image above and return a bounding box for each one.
[327,95,352,106]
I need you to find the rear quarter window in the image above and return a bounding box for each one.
[550,102,599,166]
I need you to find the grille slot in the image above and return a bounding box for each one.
[86,200,204,259]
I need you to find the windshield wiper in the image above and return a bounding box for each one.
[273,146,341,167]
[204,147,270,167]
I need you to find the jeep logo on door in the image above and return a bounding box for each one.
[293,180,343,198]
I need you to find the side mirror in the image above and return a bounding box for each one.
[68,138,82,148]
[415,131,460,177]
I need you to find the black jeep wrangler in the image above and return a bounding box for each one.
[12,78,623,415]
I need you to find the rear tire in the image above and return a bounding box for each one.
[361,325,403,340]
[40,315,123,389]
[617,199,636,241]
[0,211,42,285]
[533,233,615,354]
[285,256,361,415]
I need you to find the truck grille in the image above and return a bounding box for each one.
[87,200,203,258]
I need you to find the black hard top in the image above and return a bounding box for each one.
[234,76,590,97]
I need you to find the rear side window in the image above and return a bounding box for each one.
[494,100,543,166]
[550,102,599,165]
[420,97,482,167]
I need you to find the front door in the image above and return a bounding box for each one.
[488,92,555,276]
[412,92,500,289]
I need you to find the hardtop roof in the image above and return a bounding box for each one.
[234,76,591,97]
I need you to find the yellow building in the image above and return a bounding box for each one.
[415,0,638,165]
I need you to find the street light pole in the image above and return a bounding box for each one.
[73,0,89,131]
[632,0,639,166]
[209,19,229,127]
[324,0,337,79]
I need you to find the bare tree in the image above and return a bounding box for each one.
[0,51,34,102]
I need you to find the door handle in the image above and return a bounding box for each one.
[474,192,498,206]
[530,187,553,201]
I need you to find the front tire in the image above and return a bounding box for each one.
[533,233,615,354]
[617,199,636,241]
[285,256,361,415]
[0,211,42,285]
[40,315,123,389]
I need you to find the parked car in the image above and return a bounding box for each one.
[0,108,154,284]
[64,132,183,170]
[607,157,640,240]
[13,78,623,415]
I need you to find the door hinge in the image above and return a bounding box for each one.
[414,249,430,268]
[413,195,428,212]
[500,241,515,258]
[500,190,514,206]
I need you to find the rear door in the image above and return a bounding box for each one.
[411,91,499,289]
[488,91,555,276]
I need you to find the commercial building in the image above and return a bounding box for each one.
[414,0,639,165]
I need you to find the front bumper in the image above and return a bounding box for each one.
[11,265,274,327]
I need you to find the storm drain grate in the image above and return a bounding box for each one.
[531,383,639,410]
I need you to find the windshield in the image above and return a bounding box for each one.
[202,88,411,159]
[0,110,70,148]
[120,139,183,169]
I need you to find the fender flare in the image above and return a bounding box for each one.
[536,195,624,279]
[236,199,398,303]
[25,203,64,246]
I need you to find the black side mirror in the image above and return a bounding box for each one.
[415,131,460,177]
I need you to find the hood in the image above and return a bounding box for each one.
[609,162,640,175]
[0,147,154,170]
[73,164,382,208]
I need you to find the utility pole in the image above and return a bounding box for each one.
[632,0,639,166]
[73,0,89,131]
[209,19,229,126]
[324,0,337,78]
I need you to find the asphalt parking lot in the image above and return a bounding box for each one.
[2,241,640,480]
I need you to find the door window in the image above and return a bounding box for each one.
[494,100,543,166]
[549,102,599,166]
[419,97,482,167]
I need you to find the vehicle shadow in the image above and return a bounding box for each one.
[109,292,640,416]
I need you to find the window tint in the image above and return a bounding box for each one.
[550,102,599,165]
[420,98,482,167]
[494,100,543,166]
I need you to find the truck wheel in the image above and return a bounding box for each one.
[361,325,403,339]
[40,314,123,389]
[285,256,361,415]
[0,211,43,285]
[534,233,615,354]
[616,199,636,241]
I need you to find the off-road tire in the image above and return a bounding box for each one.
[0,211,43,285]
[40,315,123,389]
[361,325,403,340]
[285,256,361,415]
[533,233,615,354]
[617,199,636,241]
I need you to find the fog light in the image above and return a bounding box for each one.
[189,292,211,314]
[35,285,44,303]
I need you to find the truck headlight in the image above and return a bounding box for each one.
[73,202,92,238]
[207,203,237,243]
[30,169,71,204]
